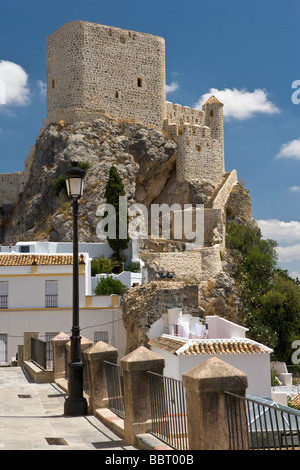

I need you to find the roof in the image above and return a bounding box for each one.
[289,394,300,408]
[203,95,224,106]
[149,336,186,354]
[0,254,85,266]
[149,334,271,356]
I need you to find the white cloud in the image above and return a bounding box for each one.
[257,219,300,243]
[194,87,280,120]
[0,60,30,106]
[290,186,300,192]
[276,138,300,160]
[290,271,300,280]
[257,219,300,271]
[166,81,179,94]
[37,80,47,97]
[276,244,300,263]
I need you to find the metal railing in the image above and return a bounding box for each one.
[0,295,8,309]
[104,361,125,418]
[31,337,46,369]
[147,371,188,450]
[45,294,58,308]
[225,391,300,450]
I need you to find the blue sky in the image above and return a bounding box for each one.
[0,0,299,278]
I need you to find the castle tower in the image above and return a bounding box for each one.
[202,96,224,155]
[46,21,166,128]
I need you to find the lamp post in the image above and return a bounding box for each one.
[64,164,87,416]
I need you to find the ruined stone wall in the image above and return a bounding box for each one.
[0,172,24,205]
[46,21,166,129]
[141,245,222,282]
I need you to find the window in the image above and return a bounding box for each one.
[45,280,58,308]
[19,245,30,253]
[51,78,55,89]
[0,282,8,309]
[137,77,143,88]
[94,331,109,344]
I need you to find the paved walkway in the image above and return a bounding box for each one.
[0,366,136,450]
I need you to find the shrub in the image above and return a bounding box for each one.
[53,174,67,196]
[127,261,140,273]
[94,276,126,295]
[91,255,119,276]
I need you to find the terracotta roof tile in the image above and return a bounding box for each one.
[181,340,267,355]
[149,336,186,354]
[0,254,85,266]
[150,335,270,355]
[290,394,300,407]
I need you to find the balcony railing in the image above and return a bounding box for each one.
[225,391,300,450]
[0,295,8,309]
[45,294,58,308]
[147,371,188,450]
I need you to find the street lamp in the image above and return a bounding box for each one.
[64,164,87,416]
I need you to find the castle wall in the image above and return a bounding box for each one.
[165,102,205,126]
[167,122,224,185]
[46,21,166,129]
[211,170,238,209]
[164,98,225,187]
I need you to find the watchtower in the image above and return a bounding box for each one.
[46,21,166,128]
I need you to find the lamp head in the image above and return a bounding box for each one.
[65,164,85,199]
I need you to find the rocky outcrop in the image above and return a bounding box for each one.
[2,117,180,244]
[122,280,201,352]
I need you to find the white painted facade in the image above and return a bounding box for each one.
[149,312,273,398]
[0,241,135,364]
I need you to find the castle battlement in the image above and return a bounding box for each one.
[165,101,205,126]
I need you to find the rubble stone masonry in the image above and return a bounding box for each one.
[46,21,166,129]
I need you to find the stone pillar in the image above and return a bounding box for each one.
[121,346,165,446]
[23,332,39,362]
[66,335,93,362]
[51,332,70,380]
[182,357,248,450]
[84,341,118,414]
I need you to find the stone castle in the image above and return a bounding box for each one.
[1,21,236,203]
[0,21,243,283]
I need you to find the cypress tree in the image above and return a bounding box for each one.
[104,166,130,259]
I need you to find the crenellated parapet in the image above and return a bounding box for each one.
[165,102,205,127]
[164,96,225,186]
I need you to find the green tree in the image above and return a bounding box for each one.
[104,166,130,259]
[257,274,300,362]
[226,221,300,361]
[226,221,278,307]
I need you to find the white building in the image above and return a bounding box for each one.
[149,310,273,398]
[0,241,141,365]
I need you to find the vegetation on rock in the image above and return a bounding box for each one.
[226,221,300,363]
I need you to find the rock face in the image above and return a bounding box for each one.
[122,281,201,351]
[1,117,179,244]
